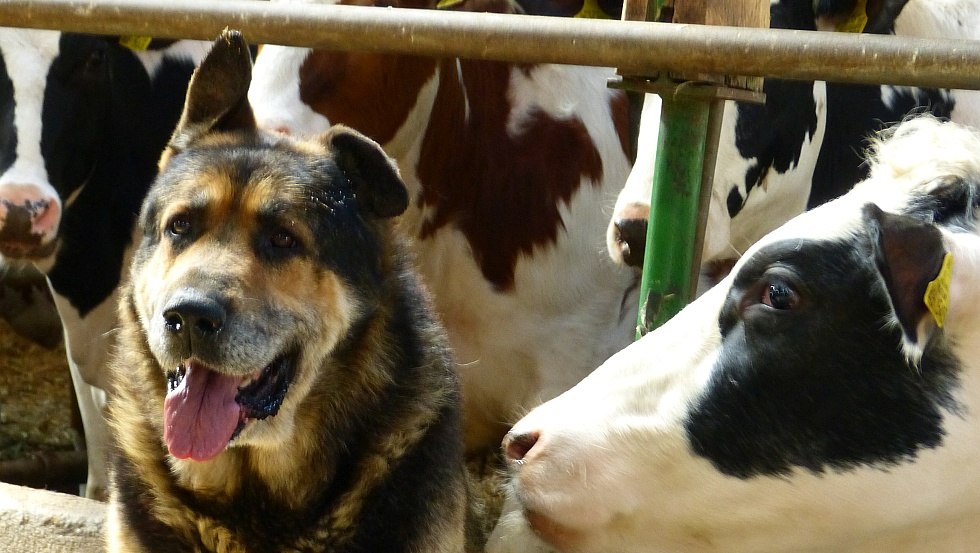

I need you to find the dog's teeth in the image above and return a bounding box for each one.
[167,364,187,392]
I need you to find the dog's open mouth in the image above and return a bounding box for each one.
[163,351,297,462]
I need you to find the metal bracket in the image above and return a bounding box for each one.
[609,74,766,104]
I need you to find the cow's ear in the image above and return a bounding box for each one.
[164,29,255,159]
[865,204,948,348]
[323,126,409,219]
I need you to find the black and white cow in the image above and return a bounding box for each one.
[491,115,980,553]
[810,0,980,206]
[0,28,209,498]
[609,0,980,278]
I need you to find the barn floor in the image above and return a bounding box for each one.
[0,316,81,490]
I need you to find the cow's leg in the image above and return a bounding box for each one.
[50,288,118,501]
[67,358,108,500]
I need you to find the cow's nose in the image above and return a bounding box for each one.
[503,430,540,463]
[612,202,649,268]
[0,183,62,258]
[163,293,226,339]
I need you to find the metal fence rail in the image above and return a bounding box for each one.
[2,0,980,90]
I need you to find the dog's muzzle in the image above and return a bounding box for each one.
[157,288,298,462]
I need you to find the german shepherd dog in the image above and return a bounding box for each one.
[106,31,467,552]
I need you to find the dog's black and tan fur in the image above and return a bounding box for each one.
[106,31,466,552]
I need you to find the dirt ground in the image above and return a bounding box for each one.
[0,317,78,463]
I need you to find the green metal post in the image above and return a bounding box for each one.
[635,93,711,338]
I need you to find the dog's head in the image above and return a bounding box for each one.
[129,31,408,462]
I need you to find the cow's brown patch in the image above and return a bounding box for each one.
[416,59,605,290]
[300,50,438,146]
[290,0,627,291]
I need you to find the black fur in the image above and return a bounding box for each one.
[0,51,14,177]
[809,86,954,209]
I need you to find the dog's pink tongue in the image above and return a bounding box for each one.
[164,361,242,462]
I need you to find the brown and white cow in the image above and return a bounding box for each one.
[248,0,638,452]
[491,115,980,553]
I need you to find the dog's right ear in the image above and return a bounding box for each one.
[324,126,409,219]
[162,29,255,165]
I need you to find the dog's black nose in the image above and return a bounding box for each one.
[163,292,226,339]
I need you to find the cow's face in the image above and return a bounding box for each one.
[499,118,980,553]
[0,30,122,262]
[0,28,63,260]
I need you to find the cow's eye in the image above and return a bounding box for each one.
[762,281,799,310]
[168,216,191,236]
[270,230,297,249]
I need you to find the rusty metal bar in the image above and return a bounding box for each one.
[1,0,980,89]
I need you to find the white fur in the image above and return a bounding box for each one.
[247,45,331,136]
[491,117,980,553]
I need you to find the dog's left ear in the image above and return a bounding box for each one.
[866,204,948,347]
[324,126,409,219]
[164,29,255,161]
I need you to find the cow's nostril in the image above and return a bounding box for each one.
[504,431,540,463]
[615,218,648,268]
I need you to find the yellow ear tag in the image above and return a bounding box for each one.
[436,0,464,8]
[119,36,153,51]
[836,0,868,33]
[574,0,611,19]
[924,252,953,328]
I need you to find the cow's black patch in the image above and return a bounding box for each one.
[685,237,961,478]
[43,35,197,315]
[809,85,955,208]
[728,0,821,218]
[901,176,980,231]
[0,50,14,177]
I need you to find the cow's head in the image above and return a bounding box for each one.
[0,29,71,260]
[495,116,980,553]
[606,0,918,273]
[0,29,174,263]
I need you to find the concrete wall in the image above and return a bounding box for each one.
[0,482,105,552]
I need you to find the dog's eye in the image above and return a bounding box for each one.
[761,281,799,310]
[168,216,192,236]
[270,230,297,249]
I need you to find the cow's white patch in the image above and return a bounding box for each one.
[249,45,331,136]
[133,40,212,80]
[0,29,61,216]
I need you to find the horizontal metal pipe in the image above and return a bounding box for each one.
[1,0,980,89]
